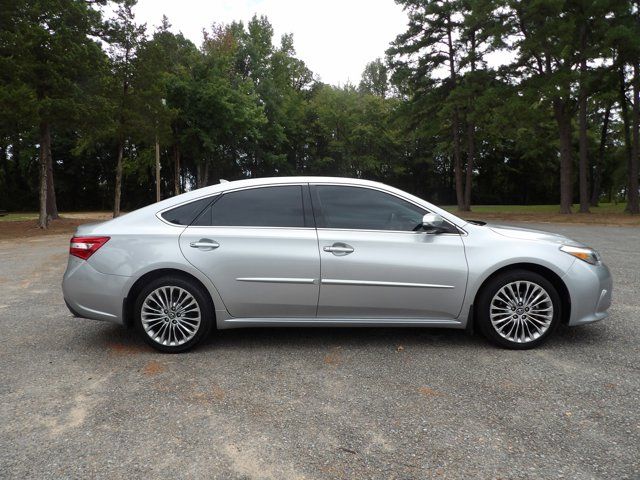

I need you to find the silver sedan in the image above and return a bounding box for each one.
[62,177,612,352]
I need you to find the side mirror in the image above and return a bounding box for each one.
[422,213,447,234]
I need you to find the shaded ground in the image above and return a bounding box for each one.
[0,224,638,479]
[0,213,111,240]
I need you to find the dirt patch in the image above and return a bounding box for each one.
[418,386,443,397]
[189,385,226,404]
[323,347,343,366]
[0,216,104,240]
[107,342,147,356]
[142,360,166,375]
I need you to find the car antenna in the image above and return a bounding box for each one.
[219,179,229,184]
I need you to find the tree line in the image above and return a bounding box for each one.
[1,0,639,229]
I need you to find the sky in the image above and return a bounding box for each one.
[130,0,409,87]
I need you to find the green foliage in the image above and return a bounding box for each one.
[0,2,638,213]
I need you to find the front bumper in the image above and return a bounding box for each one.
[62,257,129,325]
[563,259,612,326]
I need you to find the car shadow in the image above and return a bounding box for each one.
[198,326,486,352]
[79,320,610,354]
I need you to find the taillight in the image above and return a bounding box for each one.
[69,236,110,260]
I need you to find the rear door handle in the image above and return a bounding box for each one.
[189,239,220,250]
[323,243,354,256]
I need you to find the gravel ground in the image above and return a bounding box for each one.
[0,223,638,479]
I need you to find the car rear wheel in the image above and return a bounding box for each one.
[477,269,560,349]
[134,275,213,353]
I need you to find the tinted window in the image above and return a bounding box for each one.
[161,196,215,225]
[314,185,425,231]
[195,186,305,227]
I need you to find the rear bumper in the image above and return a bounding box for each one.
[62,257,129,325]
[563,260,612,326]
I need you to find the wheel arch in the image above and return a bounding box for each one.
[122,268,215,328]
[472,262,571,326]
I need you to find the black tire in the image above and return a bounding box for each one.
[476,269,561,350]
[134,275,214,353]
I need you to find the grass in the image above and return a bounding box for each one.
[0,211,111,222]
[442,202,628,215]
[0,212,39,222]
[441,202,640,226]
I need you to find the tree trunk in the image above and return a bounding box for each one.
[554,100,573,214]
[203,161,209,186]
[591,104,611,207]
[38,121,49,229]
[173,143,180,196]
[45,131,58,219]
[445,14,464,211]
[463,120,474,212]
[0,145,6,184]
[462,30,477,212]
[630,62,640,214]
[47,150,60,220]
[620,63,634,212]
[452,114,464,210]
[196,163,204,188]
[114,44,130,218]
[113,141,123,218]
[578,57,590,213]
[155,135,161,202]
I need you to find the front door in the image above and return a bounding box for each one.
[312,184,468,319]
[179,185,320,318]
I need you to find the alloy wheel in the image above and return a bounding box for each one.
[489,281,554,344]
[141,286,201,346]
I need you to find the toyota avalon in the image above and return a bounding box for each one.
[62,177,612,352]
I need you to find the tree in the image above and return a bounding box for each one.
[606,0,640,213]
[2,7,638,218]
[359,58,389,98]
[105,0,147,217]
[505,1,579,214]
[388,0,467,210]
[0,0,107,227]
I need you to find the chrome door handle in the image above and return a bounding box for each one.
[323,243,354,256]
[189,240,220,250]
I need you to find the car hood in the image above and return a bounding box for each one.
[488,224,584,246]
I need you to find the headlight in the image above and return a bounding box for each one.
[560,245,601,265]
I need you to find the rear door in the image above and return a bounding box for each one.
[179,184,320,318]
[312,184,468,319]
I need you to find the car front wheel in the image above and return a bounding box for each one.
[477,269,560,349]
[134,275,213,353]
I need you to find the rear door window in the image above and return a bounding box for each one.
[193,186,305,228]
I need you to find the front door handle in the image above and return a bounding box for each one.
[189,239,220,250]
[323,243,354,256]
